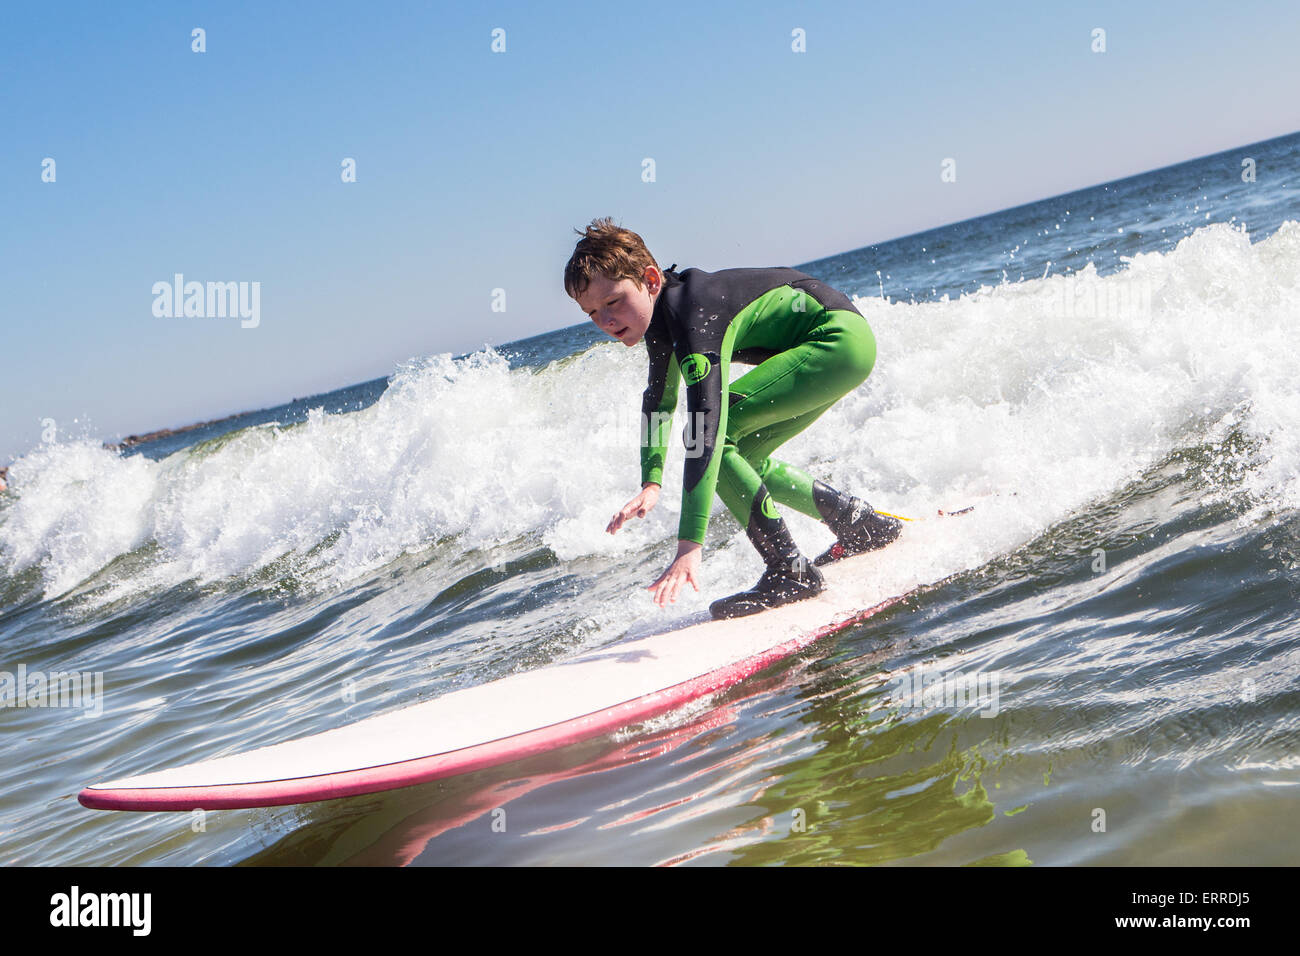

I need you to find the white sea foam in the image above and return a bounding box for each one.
[3,222,1299,603]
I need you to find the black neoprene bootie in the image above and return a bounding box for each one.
[709,557,824,620]
[710,488,824,620]
[812,480,903,566]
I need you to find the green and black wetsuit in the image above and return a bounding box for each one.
[640,265,878,561]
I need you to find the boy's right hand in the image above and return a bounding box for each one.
[607,482,660,534]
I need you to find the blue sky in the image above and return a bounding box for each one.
[3,0,1299,463]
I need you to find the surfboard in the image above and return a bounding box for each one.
[79,511,963,812]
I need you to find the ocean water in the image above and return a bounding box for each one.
[2,132,1298,866]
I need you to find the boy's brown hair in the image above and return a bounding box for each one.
[564,217,660,299]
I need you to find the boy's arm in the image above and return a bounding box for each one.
[674,322,732,546]
[640,334,680,487]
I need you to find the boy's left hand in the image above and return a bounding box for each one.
[647,540,702,608]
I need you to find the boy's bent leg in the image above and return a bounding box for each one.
[712,450,824,620]
[708,312,882,618]
[740,421,901,561]
[724,310,877,520]
[714,443,795,551]
[736,403,834,521]
[713,398,836,534]
[726,312,876,438]
[723,311,902,562]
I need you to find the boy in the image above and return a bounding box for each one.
[565,218,901,620]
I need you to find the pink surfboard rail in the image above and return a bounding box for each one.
[80,574,908,812]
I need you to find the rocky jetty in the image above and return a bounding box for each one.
[105,412,244,451]
[0,411,246,494]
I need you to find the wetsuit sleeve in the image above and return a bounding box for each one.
[673,322,731,546]
[640,339,679,487]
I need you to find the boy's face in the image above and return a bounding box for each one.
[573,266,661,347]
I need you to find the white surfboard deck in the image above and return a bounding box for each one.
[79,557,911,811]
